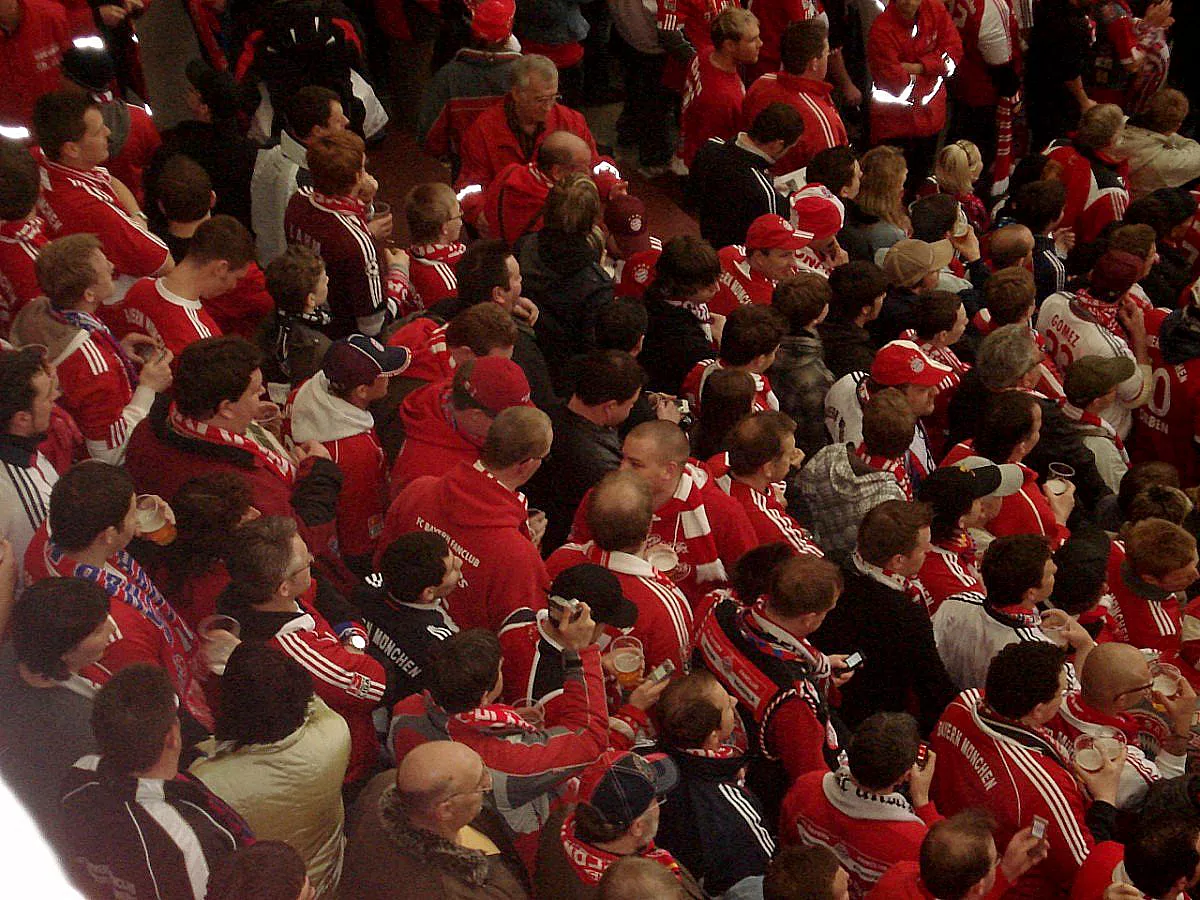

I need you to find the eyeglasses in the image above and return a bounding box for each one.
[284,554,315,579]
[1113,682,1154,700]
[529,93,562,107]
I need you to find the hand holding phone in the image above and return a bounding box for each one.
[1031,816,1048,841]
[646,659,676,684]
[843,651,865,671]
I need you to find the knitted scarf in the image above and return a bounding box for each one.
[454,703,542,736]
[1062,402,1129,463]
[167,404,297,483]
[652,463,728,586]
[1070,287,1123,340]
[559,812,687,886]
[852,550,932,612]
[854,442,914,500]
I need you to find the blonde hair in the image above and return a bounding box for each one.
[543,172,601,235]
[935,141,982,196]
[404,182,458,244]
[857,146,911,232]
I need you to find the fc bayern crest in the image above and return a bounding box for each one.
[629,214,644,232]
[910,357,925,373]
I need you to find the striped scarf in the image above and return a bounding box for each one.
[167,404,297,483]
[852,550,932,612]
[654,463,729,586]
[992,93,1019,196]
[854,442,914,500]
[559,814,686,885]
[55,308,139,386]
[1062,402,1129,463]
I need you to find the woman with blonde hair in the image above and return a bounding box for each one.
[850,145,911,259]
[925,140,991,234]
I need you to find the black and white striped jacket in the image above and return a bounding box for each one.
[58,757,254,900]
[0,435,56,587]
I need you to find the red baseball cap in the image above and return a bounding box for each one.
[456,356,533,414]
[790,184,845,242]
[745,214,814,251]
[870,340,953,387]
[470,0,515,43]
[604,193,653,257]
[615,248,661,298]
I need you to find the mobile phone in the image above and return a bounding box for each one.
[916,742,929,769]
[647,659,676,684]
[548,594,582,625]
[843,651,865,671]
[1031,816,1048,841]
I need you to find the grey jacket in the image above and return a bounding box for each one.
[769,330,834,458]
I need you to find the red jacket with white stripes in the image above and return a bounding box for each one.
[1043,143,1131,246]
[229,582,386,785]
[390,646,611,870]
[408,242,465,308]
[710,245,781,316]
[931,690,1094,899]
[569,463,757,605]
[742,72,848,176]
[0,216,46,336]
[385,318,455,384]
[867,0,963,141]
[948,0,1020,108]
[35,152,171,278]
[917,539,984,617]
[711,470,824,557]
[105,277,222,358]
[545,542,694,673]
[781,769,941,898]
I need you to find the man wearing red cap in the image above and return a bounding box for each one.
[743,20,848,177]
[603,193,662,286]
[790,185,848,277]
[389,355,534,494]
[826,340,952,484]
[1035,248,1152,439]
[288,335,410,574]
[417,0,521,162]
[679,8,761,169]
[382,406,553,632]
[535,749,704,899]
[710,214,813,316]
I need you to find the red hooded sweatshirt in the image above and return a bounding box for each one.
[388,379,483,496]
[381,459,550,632]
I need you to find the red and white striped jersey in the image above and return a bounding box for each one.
[107,277,222,357]
[408,241,466,308]
[713,472,824,557]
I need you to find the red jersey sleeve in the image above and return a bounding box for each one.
[706,487,758,569]
[767,696,830,782]
[71,189,170,277]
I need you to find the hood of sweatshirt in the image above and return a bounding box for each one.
[434,460,529,532]
[289,372,374,443]
[399,380,481,452]
[11,296,86,363]
[1160,307,1200,365]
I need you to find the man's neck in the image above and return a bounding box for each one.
[409,813,460,843]
[197,413,246,435]
[167,218,205,240]
[652,476,682,511]
[592,834,643,856]
[73,542,114,569]
[162,262,203,301]
[133,757,180,782]
[710,49,737,73]
[486,464,525,493]
[734,471,771,494]
[254,595,299,614]
[17,663,60,690]
[567,396,608,427]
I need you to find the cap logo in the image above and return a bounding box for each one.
[633,264,651,284]
[910,357,925,373]
[628,214,643,232]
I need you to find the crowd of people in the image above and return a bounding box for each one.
[4,0,1200,896]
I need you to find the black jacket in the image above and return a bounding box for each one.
[639,296,716,393]
[654,747,775,896]
[946,373,1113,510]
[817,318,877,380]
[350,578,458,706]
[525,404,622,554]
[146,121,256,234]
[517,229,614,395]
[811,568,958,734]
[687,137,790,249]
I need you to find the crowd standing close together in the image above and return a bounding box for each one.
[4,0,1200,895]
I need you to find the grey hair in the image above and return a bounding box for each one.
[512,55,559,90]
[977,324,1041,390]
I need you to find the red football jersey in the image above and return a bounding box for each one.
[111,276,222,357]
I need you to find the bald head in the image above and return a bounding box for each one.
[990,225,1035,270]
[538,131,592,179]
[599,856,685,900]
[588,470,654,552]
[626,421,690,465]
[481,406,552,470]
[393,741,488,834]
[1080,642,1152,711]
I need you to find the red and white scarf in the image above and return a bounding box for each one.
[654,463,728,586]
[310,191,370,223]
[853,442,914,500]
[454,703,542,735]
[559,813,687,885]
[852,550,932,611]
[1071,288,1125,341]
[1062,402,1129,463]
[168,404,297,483]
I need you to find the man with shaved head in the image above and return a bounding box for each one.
[988,225,1036,273]
[341,741,529,898]
[569,421,756,602]
[548,470,694,673]
[482,130,594,245]
[1050,641,1193,808]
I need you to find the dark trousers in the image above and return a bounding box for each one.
[613,40,676,165]
[889,134,940,192]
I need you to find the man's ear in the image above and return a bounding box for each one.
[209,191,217,211]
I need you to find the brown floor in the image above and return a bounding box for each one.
[368,99,700,247]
